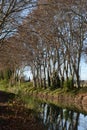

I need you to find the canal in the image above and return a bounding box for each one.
[22,96,87,130]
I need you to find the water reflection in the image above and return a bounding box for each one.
[22,96,87,130]
[38,103,87,130]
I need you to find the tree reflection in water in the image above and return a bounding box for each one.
[38,103,87,130]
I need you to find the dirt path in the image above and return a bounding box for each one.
[0,91,47,130]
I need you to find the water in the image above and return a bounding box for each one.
[22,96,87,130]
[38,103,87,130]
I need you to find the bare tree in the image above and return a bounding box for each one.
[0,0,86,89]
[0,0,37,42]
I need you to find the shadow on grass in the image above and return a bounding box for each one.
[0,91,15,103]
[0,90,47,130]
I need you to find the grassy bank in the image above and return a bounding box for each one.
[1,80,87,114]
[0,80,87,100]
[0,80,87,98]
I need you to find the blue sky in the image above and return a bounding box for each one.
[80,61,87,80]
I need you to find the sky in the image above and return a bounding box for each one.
[80,61,87,80]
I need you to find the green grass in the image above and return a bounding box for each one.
[0,80,87,100]
[0,80,73,97]
[0,79,9,91]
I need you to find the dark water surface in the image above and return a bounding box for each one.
[23,96,87,130]
[38,103,87,130]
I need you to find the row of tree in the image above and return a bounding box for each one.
[0,0,87,89]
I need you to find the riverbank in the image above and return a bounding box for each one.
[0,90,47,130]
[1,81,87,114]
[31,90,87,113]
[17,82,87,113]
[26,88,87,114]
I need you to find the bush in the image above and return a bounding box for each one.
[63,78,73,91]
[50,71,60,90]
[0,71,4,80]
[4,69,12,81]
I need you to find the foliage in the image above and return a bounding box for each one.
[0,69,12,81]
[4,69,12,81]
[50,71,60,90]
[0,79,9,91]
[63,78,73,91]
[0,71,4,80]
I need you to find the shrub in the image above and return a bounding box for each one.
[4,69,12,81]
[63,77,73,91]
[50,71,60,90]
[0,71,4,80]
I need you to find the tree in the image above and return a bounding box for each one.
[0,0,37,42]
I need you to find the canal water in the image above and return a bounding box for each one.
[22,96,87,130]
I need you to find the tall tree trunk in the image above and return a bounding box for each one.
[32,66,37,88]
[39,64,43,88]
[43,59,46,89]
